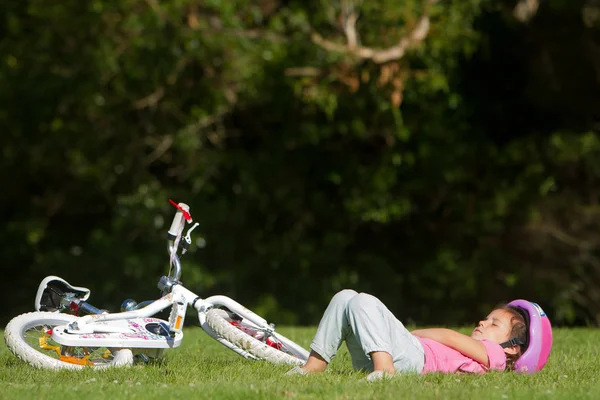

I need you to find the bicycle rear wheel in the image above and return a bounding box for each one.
[4,312,133,370]
[205,308,309,365]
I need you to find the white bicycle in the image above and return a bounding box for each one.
[4,200,310,370]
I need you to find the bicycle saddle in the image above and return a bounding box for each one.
[35,275,91,312]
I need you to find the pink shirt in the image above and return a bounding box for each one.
[418,338,506,374]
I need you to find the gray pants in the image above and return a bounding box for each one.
[310,289,425,373]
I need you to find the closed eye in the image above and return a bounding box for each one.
[491,317,503,327]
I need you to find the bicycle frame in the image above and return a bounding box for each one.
[54,282,274,360]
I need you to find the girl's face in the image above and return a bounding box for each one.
[471,308,514,344]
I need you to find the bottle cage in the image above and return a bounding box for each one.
[506,299,553,374]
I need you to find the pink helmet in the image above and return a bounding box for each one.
[504,299,553,374]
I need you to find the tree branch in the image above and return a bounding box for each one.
[514,0,539,23]
[311,0,436,64]
[134,56,191,109]
[531,223,597,251]
[134,87,165,109]
[144,135,173,165]
[341,0,360,48]
[284,67,322,77]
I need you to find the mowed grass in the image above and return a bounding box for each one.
[1,324,599,399]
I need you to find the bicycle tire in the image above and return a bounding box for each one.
[205,308,308,366]
[4,311,134,370]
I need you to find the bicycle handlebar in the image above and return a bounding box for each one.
[166,201,192,282]
[167,202,190,239]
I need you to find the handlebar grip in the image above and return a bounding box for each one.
[168,202,190,239]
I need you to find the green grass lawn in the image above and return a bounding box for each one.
[1,324,599,399]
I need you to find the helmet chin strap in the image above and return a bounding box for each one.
[500,337,525,348]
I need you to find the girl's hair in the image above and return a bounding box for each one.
[499,305,529,371]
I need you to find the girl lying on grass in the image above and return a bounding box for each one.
[287,290,552,381]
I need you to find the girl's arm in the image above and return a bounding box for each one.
[411,328,489,367]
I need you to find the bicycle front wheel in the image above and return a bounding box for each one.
[4,312,134,370]
[205,308,309,366]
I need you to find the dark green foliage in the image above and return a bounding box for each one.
[2,0,599,326]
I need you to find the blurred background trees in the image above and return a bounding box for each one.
[1,0,600,326]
